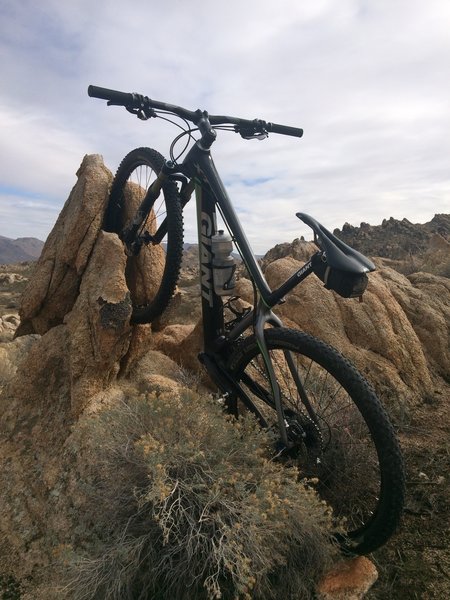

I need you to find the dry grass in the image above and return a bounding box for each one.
[62,389,338,600]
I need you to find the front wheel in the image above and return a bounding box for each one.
[104,147,184,324]
[227,328,405,555]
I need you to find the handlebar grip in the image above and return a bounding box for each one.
[267,122,303,138]
[88,85,134,106]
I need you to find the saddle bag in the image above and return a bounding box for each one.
[311,252,368,298]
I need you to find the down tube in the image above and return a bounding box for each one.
[195,152,273,305]
[196,179,225,352]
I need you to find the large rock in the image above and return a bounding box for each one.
[377,267,450,383]
[153,322,199,373]
[0,313,20,339]
[260,237,317,270]
[65,231,133,416]
[317,557,378,600]
[264,257,435,405]
[15,154,168,339]
[420,233,450,277]
[16,155,113,336]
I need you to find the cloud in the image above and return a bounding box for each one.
[0,0,449,251]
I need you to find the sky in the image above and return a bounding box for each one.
[0,0,449,254]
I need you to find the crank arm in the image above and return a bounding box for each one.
[198,352,269,427]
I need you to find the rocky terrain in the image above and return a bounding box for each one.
[334,215,450,277]
[0,155,449,599]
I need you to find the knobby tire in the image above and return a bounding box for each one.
[227,327,405,555]
[104,147,183,323]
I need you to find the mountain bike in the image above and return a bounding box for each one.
[88,85,405,555]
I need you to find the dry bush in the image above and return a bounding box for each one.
[63,389,338,600]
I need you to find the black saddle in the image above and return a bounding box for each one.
[296,213,375,273]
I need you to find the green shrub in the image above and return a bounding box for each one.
[65,389,337,599]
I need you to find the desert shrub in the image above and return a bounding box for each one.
[64,389,337,599]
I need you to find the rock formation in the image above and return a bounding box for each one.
[260,237,317,270]
[317,557,378,600]
[0,314,20,338]
[16,155,113,336]
[333,214,450,277]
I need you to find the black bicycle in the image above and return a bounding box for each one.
[88,85,405,555]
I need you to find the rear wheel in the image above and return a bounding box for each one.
[104,147,183,323]
[227,327,405,554]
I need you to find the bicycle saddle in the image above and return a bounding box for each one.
[296,213,375,273]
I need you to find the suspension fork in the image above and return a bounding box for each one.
[122,161,174,247]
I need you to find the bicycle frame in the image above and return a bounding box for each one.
[174,141,315,446]
[87,86,405,555]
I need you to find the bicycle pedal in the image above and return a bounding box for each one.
[216,392,229,405]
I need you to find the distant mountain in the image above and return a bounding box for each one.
[0,235,44,264]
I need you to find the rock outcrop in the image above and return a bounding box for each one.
[333,214,450,278]
[260,237,317,270]
[317,557,378,600]
[16,155,113,336]
[227,254,449,408]
[0,314,20,338]
[334,214,450,260]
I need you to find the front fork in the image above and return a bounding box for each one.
[121,161,174,252]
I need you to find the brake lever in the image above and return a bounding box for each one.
[125,106,157,120]
[240,132,269,140]
[235,118,268,140]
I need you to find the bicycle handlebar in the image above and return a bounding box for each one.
[88,85,303,139]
